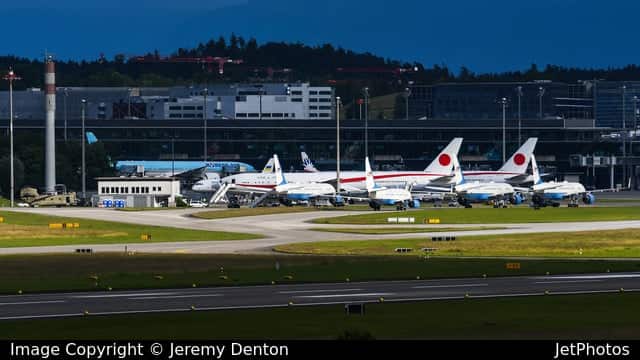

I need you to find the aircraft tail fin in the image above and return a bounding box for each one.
[452,154,465,185]
[273,154,287,185]
[261,158,275,173]
[531,155,542,185]
[86,132,98,144]
[498,137,538,174]
[365,156,376,192]
[424,138,463,174]
[301,152,319,172]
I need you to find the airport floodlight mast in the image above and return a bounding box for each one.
[63,88,69,142]
[203,88,208,162]
[622,85,627,184]
[336,96,341,194]
[538,86,545,120]
[81,99,87,201]
[3,68,20,208]
[362,87,370,159]
[515,86,523,146]
[500,97,508,163]
[404,87,412,120]
[632,95,638,157]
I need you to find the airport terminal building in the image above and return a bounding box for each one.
[1,82,638,190]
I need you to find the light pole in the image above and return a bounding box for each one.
[4,68,20,208]
[203,87,208,162]
[171,136,175,177]
[81,99,87,201]
[63,88,68,142]
[127,88,132,119]
[363,87,369,159]
[500,97,508,163]
[538,86,545,120]
[336,96,341,194]
[622,85,627,184]
[258,87,263,120]
[516,86,523,146]
[632,95,638,157]
[404,87,411,120]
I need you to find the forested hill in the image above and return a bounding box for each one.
[2,34,640,101]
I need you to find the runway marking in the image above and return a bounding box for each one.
[297,292,393,299]
[3,289,640,321]
[278,288,363,294]
[72,292,177,299]
[412,283,488,289]
[538,273,640,280]
[0,300,66,306]
[131,294,223,300]
[534,280,603,284]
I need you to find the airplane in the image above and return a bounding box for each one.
[362,156,416,211]
[192,158,273,193]
[215,154,336,207]
[462,138,538,184]
[448,154,517,208]
[301,152,319,172]
[219,138,463,191]
[521,155,603,208]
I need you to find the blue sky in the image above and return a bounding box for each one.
[2,0,637,72]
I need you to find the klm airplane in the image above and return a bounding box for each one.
[115,160,255,182]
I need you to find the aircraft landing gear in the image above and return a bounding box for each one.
[458,196,472,208]
[369,201,381,211]
[568,195,580,208]
[492,198,507,208]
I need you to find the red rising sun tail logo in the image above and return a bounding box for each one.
[439,154,451,166]
[513,153,526,165]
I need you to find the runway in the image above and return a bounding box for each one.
[1,208,640,255]
[1,272,639,320]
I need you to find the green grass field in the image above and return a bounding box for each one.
[313,206,640,225]
[276,228,640,258]
[310,226,504,234]
[3,293,639,339]
[0,211,260,248]
[1,253,639,294]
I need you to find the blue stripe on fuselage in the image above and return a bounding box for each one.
[464,193,491,201]
[287,193,311,201]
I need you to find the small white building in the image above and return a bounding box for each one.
[96,177,181,208]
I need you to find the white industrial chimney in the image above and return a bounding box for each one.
[44,56,56,193]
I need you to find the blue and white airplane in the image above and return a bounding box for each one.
[521,155,607,208]
[362,156,416,211]
[447,154,517,208]
[213,155,336,206]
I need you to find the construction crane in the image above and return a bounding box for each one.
[336,66,419,76]
[130,55,244,75]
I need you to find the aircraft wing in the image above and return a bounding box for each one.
[504,174,531,184]
[173,166,208,183]
[512,186,532,192]
[582,187,620,194]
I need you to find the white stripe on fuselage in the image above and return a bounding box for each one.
[222,171,451,189]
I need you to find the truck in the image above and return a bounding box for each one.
[19,185,77,207]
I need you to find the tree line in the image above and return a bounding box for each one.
[2,34,640,104]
